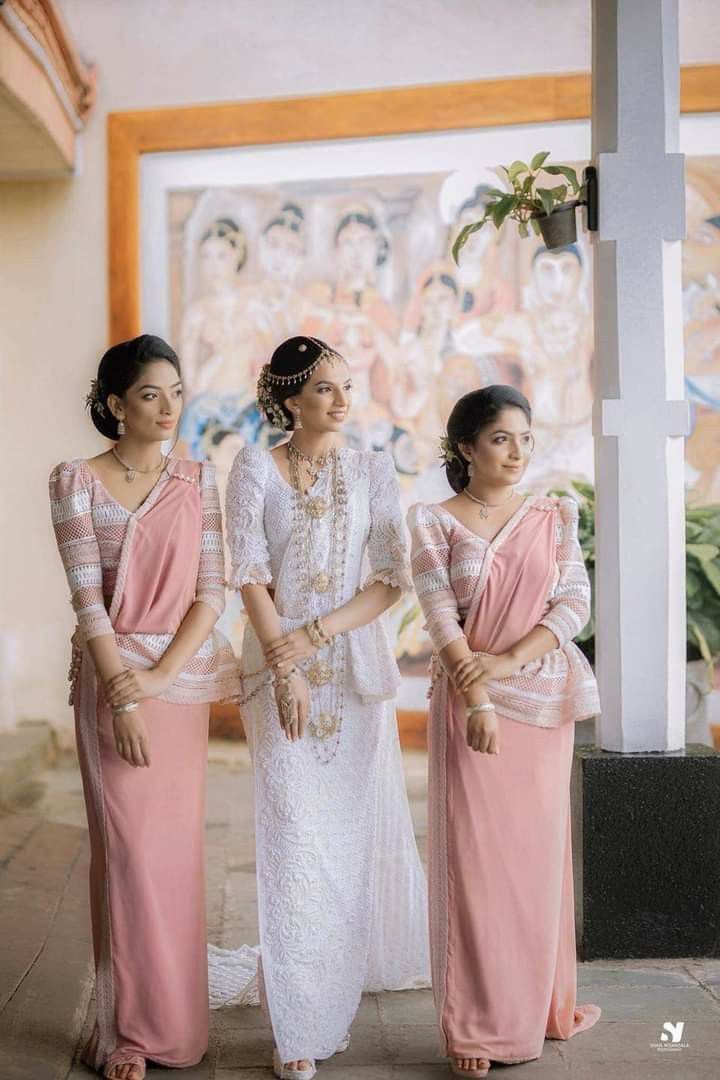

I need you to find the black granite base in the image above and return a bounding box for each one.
[571,745,720,959]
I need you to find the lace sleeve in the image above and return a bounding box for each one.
[407,503,464,652]
[195,461,226,617]
[225,446,272,592]
[538,495,592,649]
[362,451,413,593]
[49,461,114,643]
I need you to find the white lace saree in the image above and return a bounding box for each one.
[212,445,430,1063]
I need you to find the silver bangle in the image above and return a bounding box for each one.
[467,702,495,716]
[113,701,139,715]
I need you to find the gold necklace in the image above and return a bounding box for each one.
[462,486,516,520]
[288,445,348,763]
[111,446,166,484]
[287,440,330,487]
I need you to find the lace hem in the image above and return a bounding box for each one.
[207,944,260,1008]
[228,566,272,591]
[362,566,413,593]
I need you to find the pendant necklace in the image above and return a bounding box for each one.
[462,486,516,520]
[111,445,167,484]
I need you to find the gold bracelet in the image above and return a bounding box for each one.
[305,616,331,649]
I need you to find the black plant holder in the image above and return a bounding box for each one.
[583,165,599,231]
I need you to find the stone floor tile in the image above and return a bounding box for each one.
[586,986,720,1022]
[384,1023,446,1064]
[378,988,436,1025]
[578,965,698,989]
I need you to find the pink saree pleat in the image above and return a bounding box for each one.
[72,468,210,1070]
[426,501,600,1063]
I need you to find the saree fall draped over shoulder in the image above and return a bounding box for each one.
[220,445,429,1064]
[49,458,239,1073]
[408,494,601,1064]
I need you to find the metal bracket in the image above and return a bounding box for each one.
[583,165,598,231]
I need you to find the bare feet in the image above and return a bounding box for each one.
[453,1057,490,1076]
[106,1061,145,1080]
[285,1061,313,1072]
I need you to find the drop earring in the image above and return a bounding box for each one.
[293,409,303,431]
[117,419,126,436]
[467,460,474,478]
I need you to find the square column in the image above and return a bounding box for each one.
[574,0,720,959]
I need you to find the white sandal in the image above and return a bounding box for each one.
[272,1049,316,1080]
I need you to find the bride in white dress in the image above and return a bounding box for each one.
[218,336,429,1079]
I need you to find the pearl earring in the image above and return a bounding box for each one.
[293,409,303,431]
[117,419,126,436]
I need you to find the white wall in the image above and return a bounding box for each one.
[0,0,717,739]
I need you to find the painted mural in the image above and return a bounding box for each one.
[167,160,720,672]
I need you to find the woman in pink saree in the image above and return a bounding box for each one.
[408,385,601,1078]
[49,336,238,1080]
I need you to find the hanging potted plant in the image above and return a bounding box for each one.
[452,152,585,260]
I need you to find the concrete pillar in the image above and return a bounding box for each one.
[591,0,689,753]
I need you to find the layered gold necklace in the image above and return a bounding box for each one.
[287,439,348,763]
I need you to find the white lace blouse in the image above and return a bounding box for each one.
[225,445,413,703]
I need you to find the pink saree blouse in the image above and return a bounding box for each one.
[408,495,600,728]
[49,457,239,704]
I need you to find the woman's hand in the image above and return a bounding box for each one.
[105,666,173,710]
[273,669,310,742]
[453,651,519,693]
[264,629,317,671]
[113,703,151,767]
[466,703,500,754]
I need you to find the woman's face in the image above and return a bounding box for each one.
[200,235,240,290]
[421,280,458,330]
[286,358,353,434]
[460,406,532,486]
[260,223,304,283]
[532,250,582,306]
[109,360,183,444]
[336,221,377,285]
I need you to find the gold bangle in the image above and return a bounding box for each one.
[305,617,331,649]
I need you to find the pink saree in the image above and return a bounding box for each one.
[50,458,237,1073]
[410,496,601,1064]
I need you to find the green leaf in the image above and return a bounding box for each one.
[531,150,550,171]
[687,543,719,564]
[550,184,568,203]
[507,160,529,181]
[518,220,529,239]
[452,219,486,264]
[536,187,556,218]
[545,164,581,193]
[491,194,515,229]
[530,217,541,236]
[398,603,420,637]
[689,617,714,666]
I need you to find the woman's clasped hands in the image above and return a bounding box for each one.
[104,667,173,769]
[452,650,518,693]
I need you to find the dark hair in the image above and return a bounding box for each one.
[263,202,305,235]
[200,216,247,272]
[334,209,389,267]
[88,334,182,440]
[444,385,532,493]
[422,273,459,295]
[456,184,495,220]
[259,335,344,429]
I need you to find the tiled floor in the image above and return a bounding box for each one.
[1,744,717,1080]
